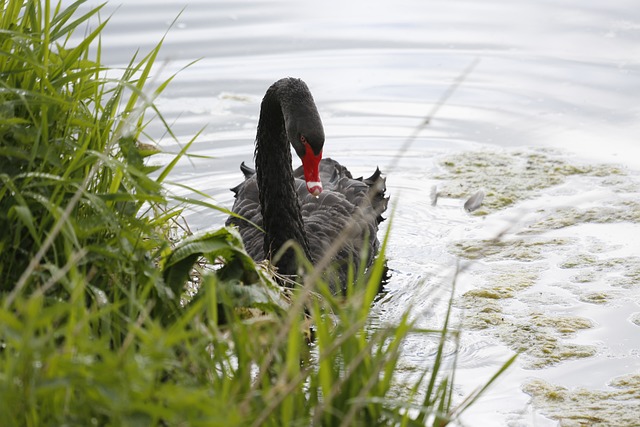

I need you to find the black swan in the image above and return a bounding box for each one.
[226,78,388,294]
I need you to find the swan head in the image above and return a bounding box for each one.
[276,78,325,195]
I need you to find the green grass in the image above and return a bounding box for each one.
[0,1,514,425]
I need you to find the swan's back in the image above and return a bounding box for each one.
[226,158,388,293]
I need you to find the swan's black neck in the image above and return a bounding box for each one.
[255,80,314,276]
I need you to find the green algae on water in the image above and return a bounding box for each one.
[457,264,597,368]
[526,201,640,233]
[497,313,595,369]
[460,269,537,303]
[523,374,640,427]
[444,148,640,412]
[560,253,599,269]
[579,292,612,304]
[560,252,640,290]
[452,237,568,262]
[435,150,624,214]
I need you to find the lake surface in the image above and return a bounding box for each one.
[77,0,640,424]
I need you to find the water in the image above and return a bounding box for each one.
[76,0,640,424]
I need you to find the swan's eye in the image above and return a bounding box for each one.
[300,135,307,144]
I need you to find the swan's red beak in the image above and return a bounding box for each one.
[301,142,323,196]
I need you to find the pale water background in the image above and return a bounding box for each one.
[75,0,640,425]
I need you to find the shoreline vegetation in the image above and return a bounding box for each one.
[0,1,513,425]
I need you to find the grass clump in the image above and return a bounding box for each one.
[0,0,178,309]
[0,1,513,425]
